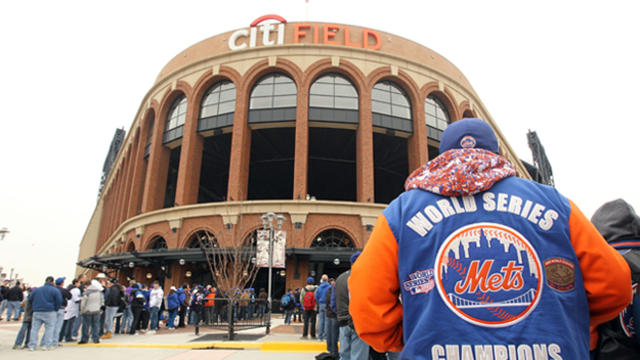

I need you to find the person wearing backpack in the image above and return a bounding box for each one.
[280,289,295,324]
[300,277,318,339]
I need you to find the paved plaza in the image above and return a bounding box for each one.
[0,317,326,359]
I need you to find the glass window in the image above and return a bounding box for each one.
[309,74,359,110]
[200,81,236,119]
[425,95,450,131]
[371,81,411,120]
[249,73,297,110]
[165,96,187,132]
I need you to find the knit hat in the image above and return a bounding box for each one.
[439,118,499,154]
[306,276,314,284]
[350,251,362,265]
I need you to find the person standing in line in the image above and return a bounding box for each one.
[129,284,146,335]
[102,279,122,339]
[5,280,23,321]
[70,274,87,340]
[257,288,267,318]
[79,279,104,344]
[591,198,640,359]
[300,277,318,339]
[280,288,296,324]
[315,274,330,341]
[28,276,62,351]
[147,281,163,332]
[52,277,70,347]
[61,278,81,342]
[336,252,369,360]
[348,118,631,359]
[13,287,33,349]
[325,278,339,358]
[176,284,187,328]
[166,286,179,330]
[0,279,9,320]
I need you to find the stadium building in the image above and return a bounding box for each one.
[76,15,530,295]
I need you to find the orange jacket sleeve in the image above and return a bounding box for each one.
[349,214,403,353]
[568,200,632,349]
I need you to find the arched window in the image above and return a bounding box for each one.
[248,73,297,123]
[309,74,358,124]
[371,81,412,133]
[163,95,187,144]
[425,94,450,140]
[199,81,236,131]
[148,237,168,250]
[462,109,475,118]
[311,229,355,248]
[144,117,154,157]
[187,231,219,249]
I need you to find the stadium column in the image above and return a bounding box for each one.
[127,129,146,218]
[174,95,203,206]
[293,78,309,200]
[141,105,170,212]
[357,86,374,203]
[227,87,250,201]
[408,96,428,171]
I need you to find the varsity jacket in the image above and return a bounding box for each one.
[591,199,640,359]
[349,149,631,360]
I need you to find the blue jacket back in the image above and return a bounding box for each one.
[30,283,62,312]
[315,282,330,305]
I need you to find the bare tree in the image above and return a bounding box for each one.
[195,209,260,339]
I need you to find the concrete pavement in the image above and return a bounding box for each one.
[0,317,329,359]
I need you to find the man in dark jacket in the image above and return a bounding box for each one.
[325,278,339,358]
[5,281,24,321]
[591,198,640,359]
[13,287,32,349]
[336,252,369,360]
[103,280,122,338]
[28,276,62,351]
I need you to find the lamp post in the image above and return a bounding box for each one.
[261,211,285,334]
[0,227,9,241]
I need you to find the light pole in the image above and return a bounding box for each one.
[0,227,9,241]
[261,211,285,334]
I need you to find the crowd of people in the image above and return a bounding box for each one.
[0,273,280,351]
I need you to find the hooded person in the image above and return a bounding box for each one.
[349,118,631,359]
[591,198,640,359]
[79,280,104,344]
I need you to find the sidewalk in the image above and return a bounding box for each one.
[0,317,328,356]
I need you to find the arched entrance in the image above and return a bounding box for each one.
[308,229,357,280]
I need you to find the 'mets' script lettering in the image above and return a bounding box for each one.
[454,260,524,294]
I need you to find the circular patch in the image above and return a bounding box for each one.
[459,135,477,149]
[544,258,575,292]
[434,223,543,328]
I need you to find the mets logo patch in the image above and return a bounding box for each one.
[434,223,543,328]
[460,135,477,149]
[544,257,575,292]
[403,269,435,295]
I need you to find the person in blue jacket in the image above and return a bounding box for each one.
[314,274,330,340]
[176,285,187,328]
[166,286,179,330]
[27,276,62,351]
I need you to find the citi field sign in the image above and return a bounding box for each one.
[228,15,382,51]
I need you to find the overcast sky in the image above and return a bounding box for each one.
[1,0,638,286]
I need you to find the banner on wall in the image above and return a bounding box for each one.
[256,230,287,268]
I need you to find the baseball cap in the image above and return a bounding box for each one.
[170,286,177,291]
[55,277,66,285]
[96,273,107,279]
[439,118,499,154]
[350,251,362,265]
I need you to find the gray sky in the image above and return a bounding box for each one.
[1,0,638,286]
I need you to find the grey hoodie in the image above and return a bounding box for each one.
[80,280,104,315]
